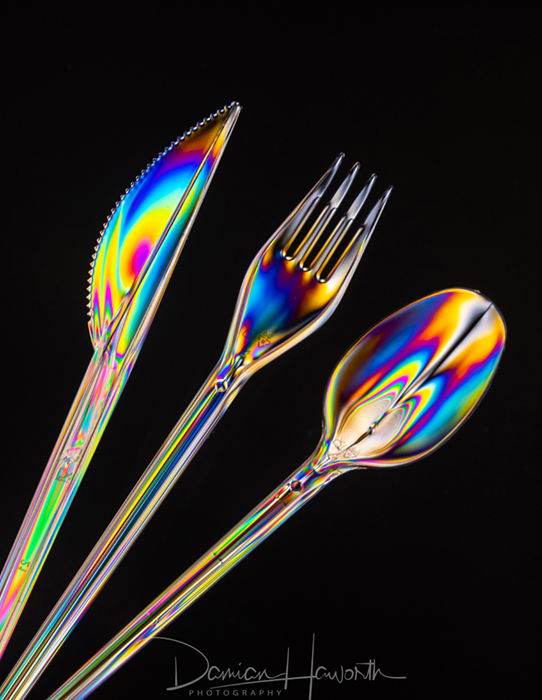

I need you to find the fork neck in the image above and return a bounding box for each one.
[214,350,247,393]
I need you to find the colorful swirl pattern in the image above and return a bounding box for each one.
[1,152,389,699]
[0,105,240,664]
[89,110,234,355]
[225,246,343,376]
[322,288,506,467]
[44,289,506,700]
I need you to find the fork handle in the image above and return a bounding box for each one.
[0,357,243,699]
[47,459,342,699]
[0,348,121,659]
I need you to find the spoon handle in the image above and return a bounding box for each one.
[47,459,342,700]
[0,347,123,658]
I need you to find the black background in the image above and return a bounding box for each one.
[2,8,540,699]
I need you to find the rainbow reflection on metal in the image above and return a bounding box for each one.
[45,288,505,700]
[0,104,240,659]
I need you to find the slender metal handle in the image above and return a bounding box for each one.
[0,347,121,658]
[0,359,242,699]
[47,460,342,700]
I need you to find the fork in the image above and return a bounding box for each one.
[0,155,391,700]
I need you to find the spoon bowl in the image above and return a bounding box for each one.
[319,288,506,470]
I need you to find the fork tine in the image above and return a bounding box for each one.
[278,154,344,253]
[312,173,377,273]
[294,163,361,268]
[345,172,378,220]
[318,186,393,281]
[359,185,393,249]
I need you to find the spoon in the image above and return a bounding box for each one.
[47,287,506,700]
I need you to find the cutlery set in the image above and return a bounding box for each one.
[0,103,506,699]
